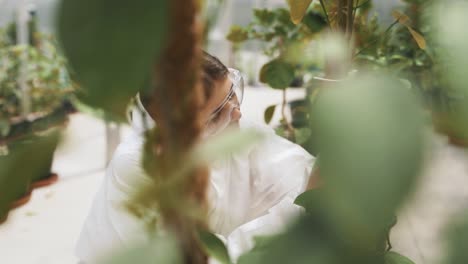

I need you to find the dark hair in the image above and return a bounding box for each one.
[140,51,228,109]
[201,51,229,100]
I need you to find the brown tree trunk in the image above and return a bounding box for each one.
[145,0,209,263]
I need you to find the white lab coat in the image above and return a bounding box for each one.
[75,106,315,263]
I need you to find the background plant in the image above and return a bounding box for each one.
[0,25,75,137]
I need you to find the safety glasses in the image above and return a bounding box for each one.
[206,68,244,122]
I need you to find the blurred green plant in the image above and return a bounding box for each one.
[45,0,468,264]
[430,0,468,146]
[0,19,74,224]
[0,27,75,138]
[57,0,168,121]
[227,5,327,148]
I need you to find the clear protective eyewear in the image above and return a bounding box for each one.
[203,68,244,137]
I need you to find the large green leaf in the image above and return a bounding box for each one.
[259,59,295,89]
[193,128,264,164]
[309,74,426,246]
[99,235,182,264]
[198,230,231,264]
[432,2,468,141]
[294,189,323,213]
[57,0,168,120]
[384,251,415,264]
[443,212,468,264]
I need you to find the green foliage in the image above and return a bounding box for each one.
[302,11,327,33]
[198,230,232,264]
[309,74,426,243]
[99,234,182,264]
[57,0,168,121]
[202,0,226,43]
[226,25,249,43]
[193,128,264,164]
[0,28,75,123]
[263,105,276,124]
[384,251,415,264]
[444,212,468,264]
[227,7,325,58]
[259,59,295,89]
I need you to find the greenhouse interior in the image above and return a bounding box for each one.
[1,0,468,263]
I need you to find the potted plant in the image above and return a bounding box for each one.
[227,1,420,262]
[227,6,328,149]
[0,24,76,223]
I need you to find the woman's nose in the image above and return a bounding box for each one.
[231,107,242,122]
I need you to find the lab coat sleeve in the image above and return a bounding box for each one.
[75,143,151,263]
[225,131,316,261]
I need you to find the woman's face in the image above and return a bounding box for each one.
[200,76,242,136]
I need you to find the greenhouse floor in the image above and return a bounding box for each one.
[0,86,467,264]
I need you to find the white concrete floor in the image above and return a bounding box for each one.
[0,86,467,264]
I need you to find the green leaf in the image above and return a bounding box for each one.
[264,105,276,124]
[302,11,327,33]
[384,251,415,264]
[99,235,182,264]
[253,9,275,25]
[57,0,168,120]
[198,230,231,264]
[310,74,426,245]
[226,25,249,43]
[294,189,323,213]
[259,59,295,89]
[193,128,264,164]
[294,127,311,145]
[443,212,468,264]
[238,235,277,264]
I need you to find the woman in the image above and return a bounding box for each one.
[75,52,316,263]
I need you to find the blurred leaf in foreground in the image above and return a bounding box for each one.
[443,212,468,264]
[57,0,168,120]
[99,234,182,264]
[309,73,427,248]
[198,229,231,264]
[384,251,415,264]
[431,1,468,141]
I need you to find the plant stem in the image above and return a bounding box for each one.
[147,0,208,262]
[337,0,345,32]
[354,0,370,10]
[353,19,399,58]
[319,0,331,28]
[346,0,354,39]
[281,88,295,141]
[352,0,360,29]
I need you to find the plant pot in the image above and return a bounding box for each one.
[0,109,67,223]
[0,131,61,222]
[0,137,35,220]
[29,127,61,188]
